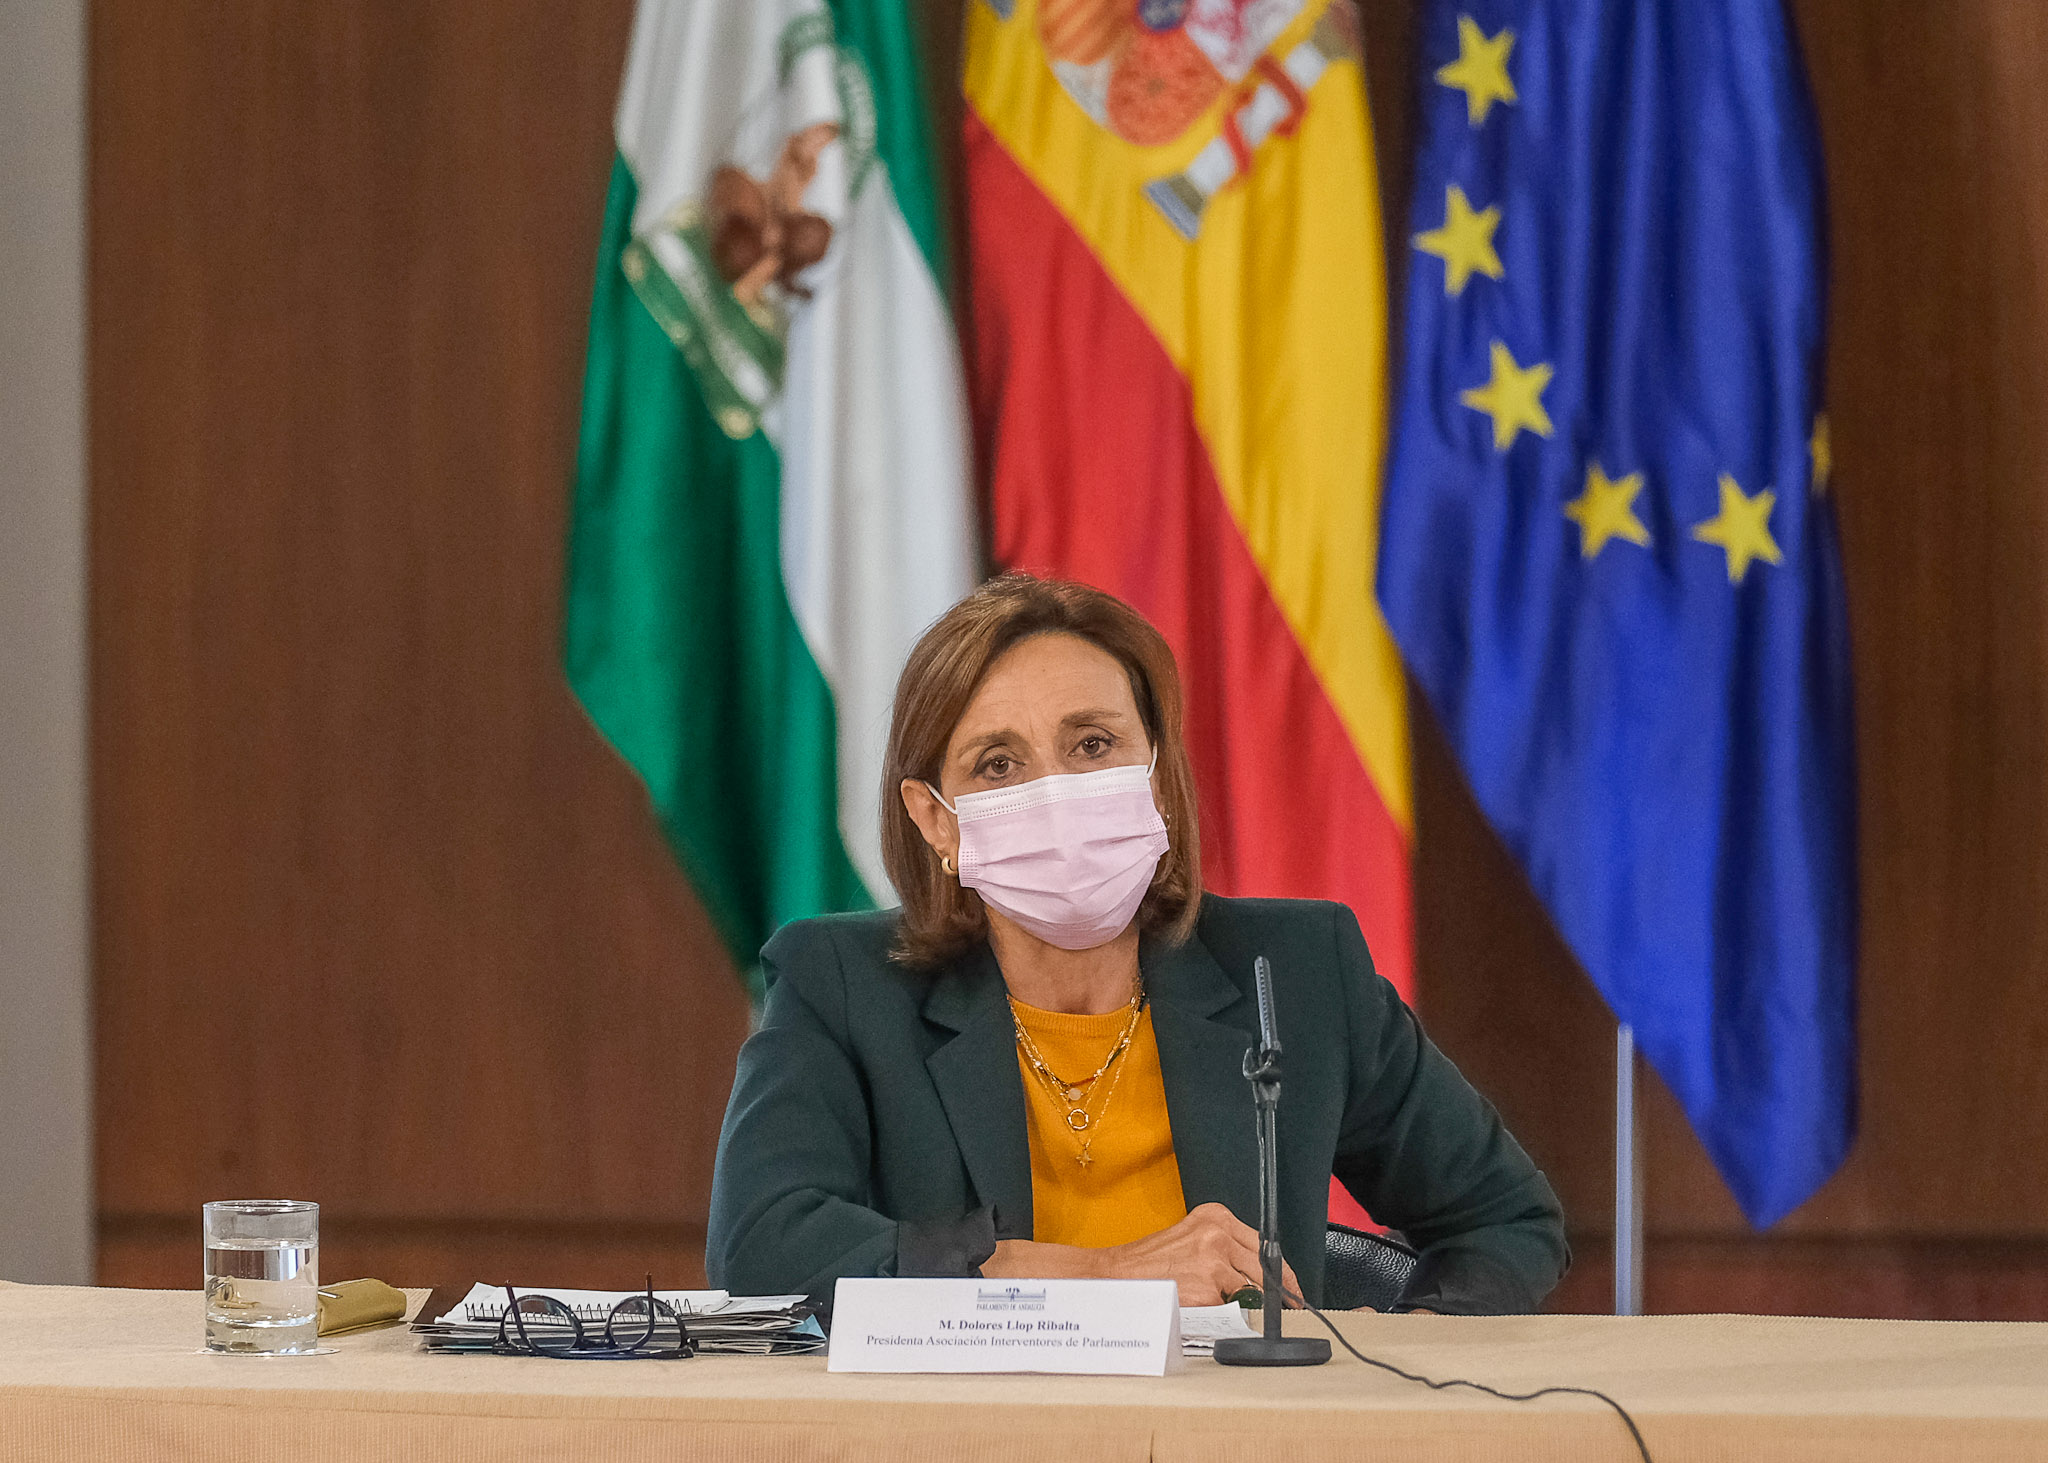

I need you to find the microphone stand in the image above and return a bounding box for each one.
[1214,956,1330,1367]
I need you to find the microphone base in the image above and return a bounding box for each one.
[1212,1335,1332,1367]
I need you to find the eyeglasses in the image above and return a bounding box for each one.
[492,1278,696,1360]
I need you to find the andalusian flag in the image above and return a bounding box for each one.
[963,0,1414,1030]
[566,0,976,983]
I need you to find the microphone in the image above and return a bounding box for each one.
[1214,955,1331,1367]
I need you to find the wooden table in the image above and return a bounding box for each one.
[4,1281,2047,1461]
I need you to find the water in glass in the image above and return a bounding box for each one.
[204,1200,319,1353]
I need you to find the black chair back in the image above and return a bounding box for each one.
[1322,1223,1419,1311]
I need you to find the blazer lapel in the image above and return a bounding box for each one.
[923,944,1035,1237]
[1145,932,1261,1226]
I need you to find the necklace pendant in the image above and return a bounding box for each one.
[1059,1083,1084,1103]
[1065,1108,1091,1132]
[1075,1145,1093,1168]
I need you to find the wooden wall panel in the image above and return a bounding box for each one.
[1782,0,2048,1237]
[91,0,747,1286]
[92,0,2048,1314]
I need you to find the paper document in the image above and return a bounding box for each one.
[441,1283,733,1321]
[1178,1303,1260,1355]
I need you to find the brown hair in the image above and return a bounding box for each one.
[881,574,1203,968]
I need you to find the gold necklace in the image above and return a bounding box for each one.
[1067,1032,1134,1169]
[1013,997,1140,1102]
[1010,982,1145,1168]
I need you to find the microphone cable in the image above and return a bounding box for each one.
[1280,1285,1653,1463]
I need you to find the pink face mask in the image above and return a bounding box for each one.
[928,754,1169,951]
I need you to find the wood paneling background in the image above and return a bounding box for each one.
[90,0,748,1289]
[91,1,2048,1316]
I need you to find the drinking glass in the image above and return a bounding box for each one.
[203,1200,320,1354]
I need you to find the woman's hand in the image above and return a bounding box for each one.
[1103,1202,1301,1306]
[982,1203,1301,1306]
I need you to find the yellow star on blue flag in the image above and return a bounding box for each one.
[1435,15,1518,126]
[1414,185,1504,296]
[1564,464,1650,558]
[1691,474,1783,583]
[1458,341,1553,450]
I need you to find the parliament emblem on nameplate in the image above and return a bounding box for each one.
[975,1286,1049,1312]
[619,10,876,439]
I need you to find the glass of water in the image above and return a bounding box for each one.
[203,1200,319,1354]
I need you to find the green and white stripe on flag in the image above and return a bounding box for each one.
[565,0,976,990]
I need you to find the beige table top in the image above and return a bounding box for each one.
[3,1280,2047,1462]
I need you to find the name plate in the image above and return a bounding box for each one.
[828,1277,1182,1375]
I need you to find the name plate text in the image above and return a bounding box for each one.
[827,1277,1182,1375]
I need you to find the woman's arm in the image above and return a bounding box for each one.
[709,920,1010,1297]
[1327,906,1570,1314]
[704,937,897,1296]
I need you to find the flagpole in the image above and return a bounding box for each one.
[1614,1023,1644,1315]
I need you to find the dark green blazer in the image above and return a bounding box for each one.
[706,895,1567,1313]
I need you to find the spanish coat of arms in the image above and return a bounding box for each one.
[993,0,1362,239]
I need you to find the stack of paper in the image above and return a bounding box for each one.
[413,1284,825,1356]
[1178,1302,1261,1356]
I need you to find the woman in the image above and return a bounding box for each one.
[707,575,1566,1312]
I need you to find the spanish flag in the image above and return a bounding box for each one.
[964,0,1412,1053]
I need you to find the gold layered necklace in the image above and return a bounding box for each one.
[1010,978,1145,1169]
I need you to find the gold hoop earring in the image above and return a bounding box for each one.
[941,855,955,876]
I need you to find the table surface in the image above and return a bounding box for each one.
[5,1280,2048,1462]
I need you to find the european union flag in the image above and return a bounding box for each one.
[1379,0,1855,1228]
